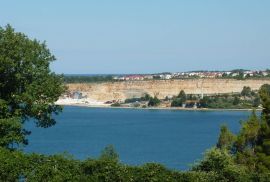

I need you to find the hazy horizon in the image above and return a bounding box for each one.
[1,1,270,74]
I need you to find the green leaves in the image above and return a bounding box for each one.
[148,96,161,107]
[0,117,26,148]
[213,85,270,173]
[0,24,65,147]
[193,148,251,182]
[99,145,119,162]
[216,125,236,150]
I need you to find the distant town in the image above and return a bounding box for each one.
[112,69,270,81]
[63,69,270,84]
[61,69,270,110]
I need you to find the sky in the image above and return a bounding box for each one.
[1,0,270,74]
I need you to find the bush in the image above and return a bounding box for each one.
[171,98,183,107]
[148,96,161,107]
[111,103,121,107]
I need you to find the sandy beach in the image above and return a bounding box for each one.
[55,98,110,107]
[55,98,258,111]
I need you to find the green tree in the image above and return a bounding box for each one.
[199,96,210,108]
[193,148,251,182]
[218,85,270,173]
[217,125,236,150]
[0,118,26,148]
[177,90,187,102]
[259,84,270,124]
[253,97,261,107]
[241,86,252,97]
[100,145,119,161]
[171,90,187,107]
[141,93,151,101]
[0,25,65,148]
[232,111,260,171]
[171,98,183,107]
[233,96,240,105]
[148,96,161,107]
[256,84,270,172]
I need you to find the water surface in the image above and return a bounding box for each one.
[25,106,251,170]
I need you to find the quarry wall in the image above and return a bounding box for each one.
[67,79,270,102]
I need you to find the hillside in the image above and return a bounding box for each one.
[67,79,270,102]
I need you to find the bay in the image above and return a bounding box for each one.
[24,106,252,170]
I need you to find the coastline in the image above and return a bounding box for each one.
[56,102,259,112]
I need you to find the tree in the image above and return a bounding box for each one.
[259,84,270,124]
[171,90,187,107]
[217,125,236,150]
[99,145,119,161]
[217,85,270,172]
[148,96,160,107]
[0,25,65,148]
[171,98,183,107]
[192,148,251,182]
[199,96,210,108]
[177,90,187,102]
[233,96,240,105]
[252,97,260,107]
[141,93,151,101]
[256,84,270,172]
[0,118,27,148]
[241,86,252,97]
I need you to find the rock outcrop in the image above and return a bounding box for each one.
[67,79,270,102]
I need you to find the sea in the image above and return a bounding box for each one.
[24,106,252,170]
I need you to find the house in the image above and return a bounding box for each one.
[124,75,144,81]
[73,91,83,99]
[160,74,172,80]
[144,75,154,80]
[262,71,268,76]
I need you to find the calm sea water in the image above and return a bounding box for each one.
[24,106,252,170]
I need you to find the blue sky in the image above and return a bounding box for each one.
[1,0,270,74]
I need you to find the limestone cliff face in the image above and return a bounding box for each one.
[67,79,270,102]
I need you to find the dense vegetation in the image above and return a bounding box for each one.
[124,93,161,107]
[0,25,65,148]
[1,25,270,181]
[124,93,151,104]
[64,75,115,83]
[169,87,261,109]
[198,87,260,109]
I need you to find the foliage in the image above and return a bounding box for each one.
[171,98,184,107]
[256,84,270,172]
[0,146,219,182]
[0,117,27,148]
[125,97,142,103]
[0,25,66,147]
[192,148,251,182]
[148,96,161,107]
[216,125,236,150]
[241,86,252,97]
[64,75,114,83]
[253,96,261,107]
[2,25,270,181]
[233,96,240,105]
[177,90,187,102]
[214,85,270,173]
[171,90,187,107]
[111,103,121,107]
[198,92,259,109]
[99,145,119,161]
[124,93,151,103]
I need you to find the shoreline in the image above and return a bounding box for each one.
[57,103,259,112]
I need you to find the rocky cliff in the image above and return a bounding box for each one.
[67,79,270,102]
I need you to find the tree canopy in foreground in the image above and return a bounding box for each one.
[0,24,66,148]
[1,25,270,181]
